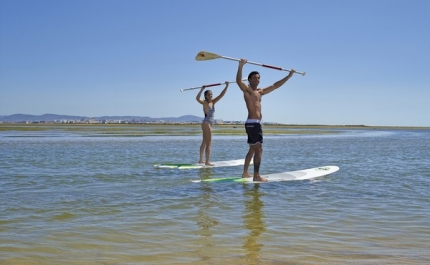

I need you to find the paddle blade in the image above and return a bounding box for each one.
[195,51,221,61]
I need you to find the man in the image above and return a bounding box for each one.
[236,58,296,182]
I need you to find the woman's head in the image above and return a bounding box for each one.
[204,90,213,101]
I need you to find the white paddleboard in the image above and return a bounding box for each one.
[191,165,339,183]
[154,159,250,169]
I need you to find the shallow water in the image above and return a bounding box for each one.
[1,128,429,264]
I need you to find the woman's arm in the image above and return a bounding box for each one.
[213,82,229,103]
[196,86,205,104]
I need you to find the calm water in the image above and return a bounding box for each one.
[1,128,429,265]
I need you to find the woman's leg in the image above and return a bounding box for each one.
[199,123,206,163]
[201,122,213,166]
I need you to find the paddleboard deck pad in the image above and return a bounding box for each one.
[191,165,339,183]
[154,159,249,169]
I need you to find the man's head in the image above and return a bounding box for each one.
[248,71,259,81]
[248,71,260,89]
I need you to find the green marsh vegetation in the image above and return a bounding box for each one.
[1,123,427,136]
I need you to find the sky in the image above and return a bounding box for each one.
[1,0,429,126]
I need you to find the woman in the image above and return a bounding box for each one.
[196,82,229,165]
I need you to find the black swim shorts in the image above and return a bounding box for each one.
[245,122,263,145]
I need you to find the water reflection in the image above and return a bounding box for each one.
[196,168,217,235]
[242,184,265,264]
[197,167,213,181]
[195,184,218,234]
[195,168,218,262]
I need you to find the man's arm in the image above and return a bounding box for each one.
[260,69,296,95]
[236,59,249,92]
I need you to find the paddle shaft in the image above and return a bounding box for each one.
[220,55,306,76]
[180,79,246,92]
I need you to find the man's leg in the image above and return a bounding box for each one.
[242,145,254,178]
[253,143,267,182]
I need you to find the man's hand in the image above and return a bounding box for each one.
[289,69,296,76]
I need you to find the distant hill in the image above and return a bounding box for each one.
[0,113,204,123]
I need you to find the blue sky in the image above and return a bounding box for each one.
[1,0,429,126]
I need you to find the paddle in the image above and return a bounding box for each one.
[195,51,306,76]
[180,79,247,92]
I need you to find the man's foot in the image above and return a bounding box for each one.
[253,175,268,182]
[199,160,204,164]
[205,162,215,166]
[242,172,252,178]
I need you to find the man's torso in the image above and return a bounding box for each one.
[244,88,262,120]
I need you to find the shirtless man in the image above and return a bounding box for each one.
[236,58,296,181]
